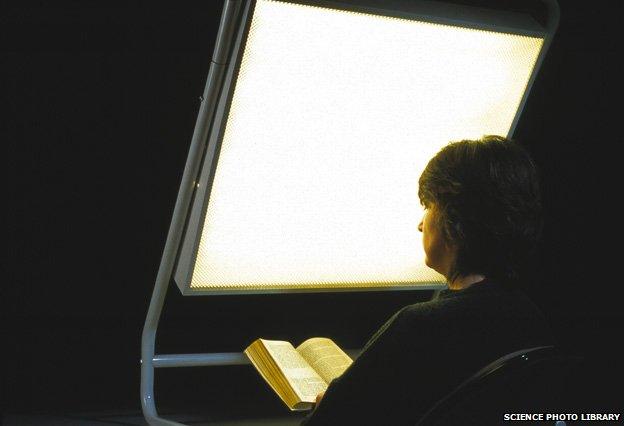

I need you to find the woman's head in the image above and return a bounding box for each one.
[418,135,542,285]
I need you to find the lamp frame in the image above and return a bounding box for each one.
[140,0,560,424]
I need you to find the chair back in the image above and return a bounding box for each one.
[416,346,583,426]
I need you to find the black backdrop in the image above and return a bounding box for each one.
[5,0,622,418]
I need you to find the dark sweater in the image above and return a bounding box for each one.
[302,279,554,426]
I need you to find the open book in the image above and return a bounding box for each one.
[244,337,353,411]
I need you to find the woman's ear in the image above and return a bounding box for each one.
[449,217,464,241]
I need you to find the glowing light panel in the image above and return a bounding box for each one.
[189,0,544,291]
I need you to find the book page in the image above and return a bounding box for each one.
[262,339,328,403]
[296,337,353,384]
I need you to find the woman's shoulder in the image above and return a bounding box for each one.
[393,282,554,346]
[399,280,547,322]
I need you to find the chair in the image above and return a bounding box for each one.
[416,346,583,426]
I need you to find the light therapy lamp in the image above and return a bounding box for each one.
[141,0,559,424]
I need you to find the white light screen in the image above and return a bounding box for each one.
[190,0,544,291]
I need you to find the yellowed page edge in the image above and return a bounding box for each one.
[245,340,299,409]
[261,339,328,404]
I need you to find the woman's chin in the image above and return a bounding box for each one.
[425,259,446,278]
[424,258,437,272]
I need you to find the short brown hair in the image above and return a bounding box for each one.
[418,136,542,284]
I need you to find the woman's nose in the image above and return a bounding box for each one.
[418,220,423,233]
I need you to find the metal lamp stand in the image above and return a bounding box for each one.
[140,2,243,424]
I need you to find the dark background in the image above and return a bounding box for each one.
[4,0,621,420]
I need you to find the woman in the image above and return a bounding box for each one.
[302,136,554,425]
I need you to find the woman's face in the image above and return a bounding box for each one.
[418,204,455,279]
